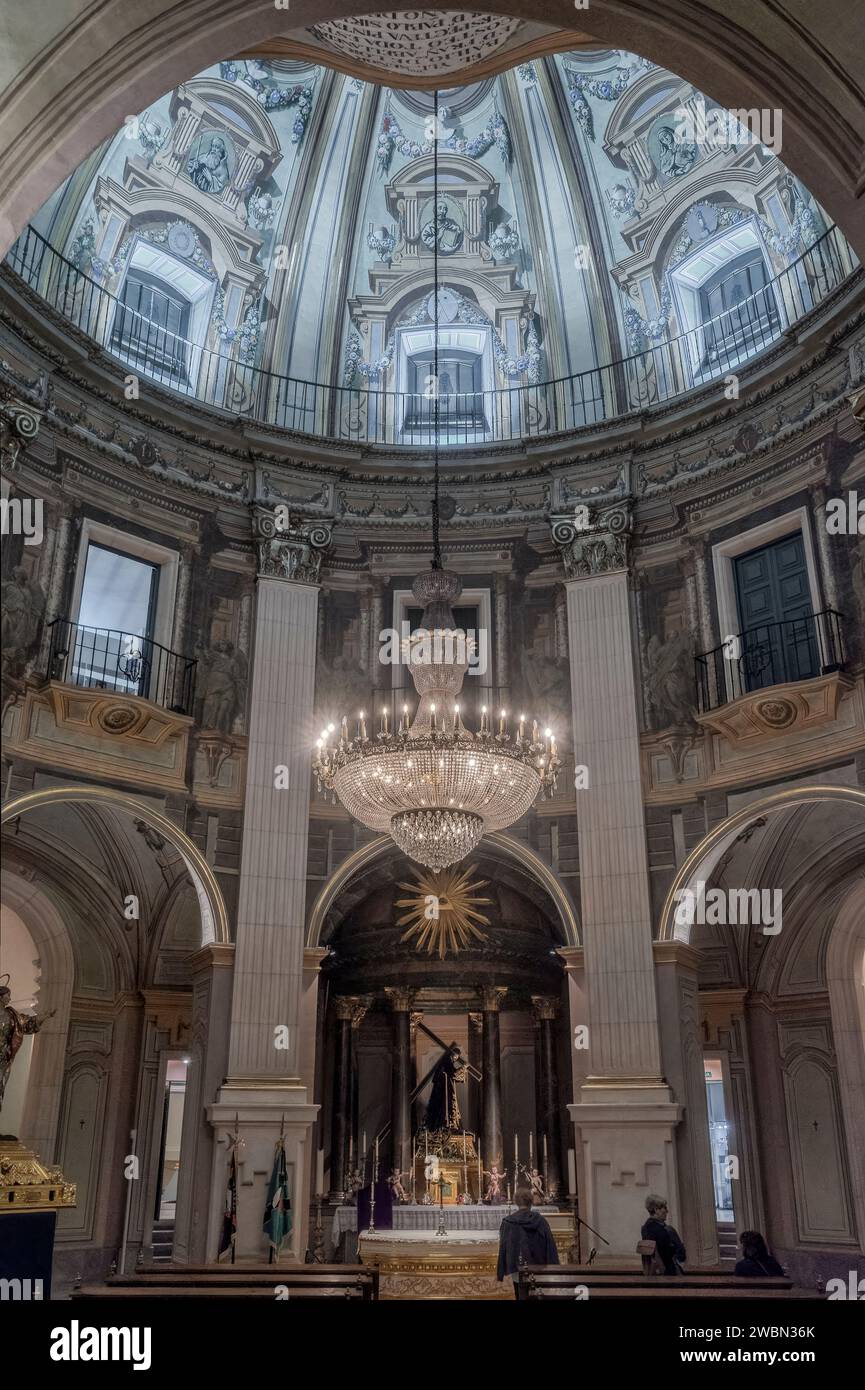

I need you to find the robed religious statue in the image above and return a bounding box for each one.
[0,974,55,1119]
[426,1043,468,1131]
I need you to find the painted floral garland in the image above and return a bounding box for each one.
[219,61,313,143]
[375,104,512,175]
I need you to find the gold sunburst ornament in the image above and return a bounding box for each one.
[396,866,492,959]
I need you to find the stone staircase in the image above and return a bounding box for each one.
[151,1219,175,1264]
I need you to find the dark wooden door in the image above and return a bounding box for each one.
[734,533,818,690]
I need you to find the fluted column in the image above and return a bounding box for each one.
[478,986,507,1170]
[208,509,331,1261]
[330,996,367,1197]
[385,986,416,1175]
[551,508,681,1257]
[495,572,510,705]
[532,996,563,1199]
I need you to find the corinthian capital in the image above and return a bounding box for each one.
[550,503,632,580]
[531,995,559,1022]
[384,986,417,1012]
[253,505,332,584]
[334,995,372,1028]
[478,985,508,1012]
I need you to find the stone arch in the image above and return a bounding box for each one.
[657,785,865,943]
[304,830,581,947]
[825,877,865,1249]
[1,786,231,947]
[0,3,863,263]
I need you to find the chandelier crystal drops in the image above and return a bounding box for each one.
[312,570,561,869]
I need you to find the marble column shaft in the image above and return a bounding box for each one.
[385,987,415,1175]
[479,986,506,1169]
[532,997,563,1196]
[226,576,319,1079]
[330,999,355,1196]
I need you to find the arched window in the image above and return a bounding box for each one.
[698,249,779,370]
[111,266,191,384]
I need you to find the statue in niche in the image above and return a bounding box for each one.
[652,124,698,179]
[520,617,570,733]
[187,133,231,196]
[1,565,45,693]
[1,974,55,1118]
[644,626,696,730]
[421,200,464,255]
[315,614,368,717]
[196,637,248,733]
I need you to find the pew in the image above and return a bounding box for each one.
[517,1265,805,1301]
[73,1263,378,1301]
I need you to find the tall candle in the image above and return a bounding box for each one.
[529,1131,534,1164]
[316,1147,325,1196]
[499,709,506,736]
[514,1132,518,1171]
[568,1148,576,1196]
[462,1131,468,1196]
[477,1151,482,1202]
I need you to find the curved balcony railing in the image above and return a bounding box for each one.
[5,223,857,449]
[694,609,846,714]
[46,618,197,715]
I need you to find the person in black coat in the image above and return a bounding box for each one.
[641,1194,686,1274]
[735,1230,784,1277]
[497,1186,559,1297]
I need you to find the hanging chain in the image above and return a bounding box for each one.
[432,86,441,569]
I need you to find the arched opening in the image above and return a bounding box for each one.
[306,833,580,1279]
[0,787,231,1290]
[657,786,865,1282]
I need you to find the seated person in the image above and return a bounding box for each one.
[735,1230,784,1277]
[641,1194,686,1274]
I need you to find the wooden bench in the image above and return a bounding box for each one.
[517,1266,800,1301]
[73,1264,378,1301]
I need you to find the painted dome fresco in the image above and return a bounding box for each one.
[23,46,833,447]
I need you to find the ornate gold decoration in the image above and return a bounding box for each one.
[0,1138,76,1211]
[396,866,491,958]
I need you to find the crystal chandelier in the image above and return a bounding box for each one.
[312,90,560,868]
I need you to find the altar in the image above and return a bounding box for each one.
[343,1204,573,1300]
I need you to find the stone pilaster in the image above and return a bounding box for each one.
[495,572,510,705]
[552,507,682,1257]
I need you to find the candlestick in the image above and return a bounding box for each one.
[359,711,367,741]
[532,720,539,744]
[518,713,525,741]
[411,1145,417,1203]
[481,705,488,734]
[430,702,437,731]
[499,709,507,736]
[568,1147,577,1197]
[380,707,388,736]
[462,1131,468,1198]
[514,1132,518,1171]
[529,1131,533,1164]
[477,1149,482,1203]
[341,715,348,745]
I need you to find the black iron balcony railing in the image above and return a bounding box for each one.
[46,618,197,715]
[695,609,846,714]
[4,222,857,448]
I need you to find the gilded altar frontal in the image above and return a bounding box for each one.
[1,1,864,1357]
